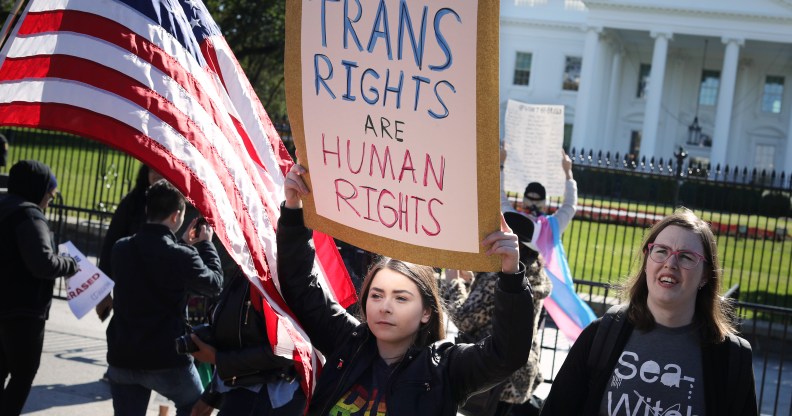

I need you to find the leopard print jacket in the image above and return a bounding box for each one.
[454,257,552,404]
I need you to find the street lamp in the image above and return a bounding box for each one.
[688,39,708,146]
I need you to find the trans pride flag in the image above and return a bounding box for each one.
[535,215,596,342]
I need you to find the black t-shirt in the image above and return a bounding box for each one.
[599,323,705,416]
[328,357,396,415]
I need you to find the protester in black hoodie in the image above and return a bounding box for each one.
[0,160,78,416]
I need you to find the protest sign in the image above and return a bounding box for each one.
[285,0,501,271]
[58,241,114,319]
[503,100,566,197]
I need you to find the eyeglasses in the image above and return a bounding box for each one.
[647,243,708,270]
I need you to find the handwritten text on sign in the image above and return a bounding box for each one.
[503,100,565,197]
[301,0,480,252]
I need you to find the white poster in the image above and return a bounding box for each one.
[503,100,565,197]
[58,241,114,319]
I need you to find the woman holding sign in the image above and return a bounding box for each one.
[278,164,534,415]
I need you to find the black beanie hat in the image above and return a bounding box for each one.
[8,160,57,204]
[523,182,546,200]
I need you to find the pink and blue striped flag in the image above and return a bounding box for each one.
[535,215,596,342]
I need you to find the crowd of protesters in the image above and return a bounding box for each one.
[0,152,757,416]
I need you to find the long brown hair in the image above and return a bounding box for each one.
[358,257,446,347]
[622,208,735,343]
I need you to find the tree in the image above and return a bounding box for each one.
[205,0,288,118]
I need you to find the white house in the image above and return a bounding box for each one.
[500,0,792,172]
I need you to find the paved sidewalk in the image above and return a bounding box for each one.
[22,298,176,415]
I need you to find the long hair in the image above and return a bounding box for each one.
[358,257,446,347]
[622,208,735,343]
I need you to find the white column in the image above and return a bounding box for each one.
[640,31,672,159]
[785,107,792,173]
[571,26,602,152]
[604,47,623,149]
[710,37,743,169]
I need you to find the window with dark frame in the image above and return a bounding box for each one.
[563,56,582,91]
[699,70,720,106]
[637,63,651,98]
[513,52,532,86]
[628,130,642,167]
[761,75,784,114]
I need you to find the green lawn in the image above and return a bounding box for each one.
[4,135,141,209]
[576,196,791,230]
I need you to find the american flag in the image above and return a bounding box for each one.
[0,0,357,397]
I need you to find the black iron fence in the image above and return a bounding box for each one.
[2,128,791,414]
[506,147,792,310]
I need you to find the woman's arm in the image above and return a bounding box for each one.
[277,165,359,355]
[448,215,535,400]
[16,212,77,279]
[552,152,577,235]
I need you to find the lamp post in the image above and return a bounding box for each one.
[673,146,688,208]
[688,39,708,146]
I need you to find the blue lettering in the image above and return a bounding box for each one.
[397,0,428,70]
[412,76,430,111]
[344,0,364,50]
[429,8,460,71]
[429,80,455,119]
[314,54,336,99]
[366,0,393,60]
[341,60,358,101]
[320,0,340,47]
[383,69,404,109]
[361,68,380,104]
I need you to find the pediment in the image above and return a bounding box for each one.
[583,0,792,21]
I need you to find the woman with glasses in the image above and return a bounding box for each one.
[540,208,757,416]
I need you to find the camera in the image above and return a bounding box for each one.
[175,323,214,354]
[193,217,208,234]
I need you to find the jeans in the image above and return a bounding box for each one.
[108,363,203,416]
[0,318,45,416]
[218,386,306,416]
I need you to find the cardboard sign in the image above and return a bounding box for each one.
[58,241,114,319]
[285,0,501,271]
[503,100,565,197]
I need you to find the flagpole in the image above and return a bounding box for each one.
[0,0,28,52]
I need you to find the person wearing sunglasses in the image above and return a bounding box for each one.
[540,208,757,416]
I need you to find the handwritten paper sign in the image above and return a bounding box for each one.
[58,241,114,319]
[286,0,501,271]
[503,100,565,197]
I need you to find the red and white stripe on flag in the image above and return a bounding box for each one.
[0,0,357,397]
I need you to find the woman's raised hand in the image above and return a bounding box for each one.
[284,164,310,209]
[481,214,520,274]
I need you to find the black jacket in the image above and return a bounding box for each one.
[98,166,150,276]
[210,271,294,385]
[0,193,77,320]
[540,316,758,416]
[277,206,535,416]
[106,223,223,369]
